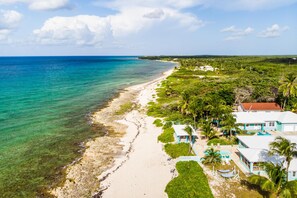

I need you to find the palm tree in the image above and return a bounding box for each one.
[248,162,297,198]
[201,148,222,165]
[269,136,297,181]
[291,102,297,113]
[200,120,218,140]
[188,97,204,129]
[184,126,193,154]
[180,90,191,115]
[221,114,241,138]
[279,73,297,110]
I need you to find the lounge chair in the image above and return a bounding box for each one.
[221,171,237,178]
[217,169,232,173]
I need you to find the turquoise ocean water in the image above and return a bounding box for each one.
[0,56,174,197]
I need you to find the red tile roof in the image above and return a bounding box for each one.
[241,103,282,111]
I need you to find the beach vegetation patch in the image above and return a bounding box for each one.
[164,143,194,158]
[158,127,174,143]
[115,102,136,115]
[165,161,214,198]
[153,119,163,127]
[162,121,173,129]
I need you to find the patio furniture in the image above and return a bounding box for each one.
[221,171,237,178]
[217,169,232,173]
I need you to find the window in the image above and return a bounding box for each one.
[293,172,296,177]
[269,122,275,127]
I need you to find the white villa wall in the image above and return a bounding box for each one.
[283,123,297,132]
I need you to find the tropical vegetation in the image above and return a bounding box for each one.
[164,143,194,158]
[158,127,175,143]
[269,136,297,181]
[279,73,297,109]
[165,161,214,198]
[200,120,218,140]
[145,56,297,145]
[184,125,194,153]
[248,162,297,198]
[201,148,222,165]
[248,137,297,197]
[153,119,163,127]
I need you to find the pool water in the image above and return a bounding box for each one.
[257,131,271,136]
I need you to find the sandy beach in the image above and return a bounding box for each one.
[51,68,176,198]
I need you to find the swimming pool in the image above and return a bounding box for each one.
[257,131,271,136]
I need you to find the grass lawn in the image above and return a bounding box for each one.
[158,127,174,143]
[164,143,194,158]
[165,161,214,198]
[207,137,237,146]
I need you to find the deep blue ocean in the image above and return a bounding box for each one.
[0,56,174,197]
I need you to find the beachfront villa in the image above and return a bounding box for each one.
[237,136,297,181]
[238,102,282,112]
[233,111,297,132]
[173,125,198,143]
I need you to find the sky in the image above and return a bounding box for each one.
[0,0,296,56]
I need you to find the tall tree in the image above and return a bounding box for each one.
[201,148,222,165]
[269,136,297,181]
[279,73,297,109]
[220,114,241,138]
[180,90,191,115]
[249,162,297,198]
[200,120,218,140]
[208,98,232,127]
[184,126,193,154]
[188,97,204,129]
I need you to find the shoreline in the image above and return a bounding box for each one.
[50,64,176,197]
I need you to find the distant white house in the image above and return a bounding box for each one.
[173,125,198,143]
[194,65,216,72]
[199,65,215,71]
[233,111,297,132]
[237,135,297,181]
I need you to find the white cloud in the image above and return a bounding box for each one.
[221,26,237,32]
[96,0,297,11]
[29,0,71,11]
[34,6,204,46]
[221,26,254,40]
[259,24,289,38]
[0,10,22,40]
[143,8,164,19]
[0,0,71,11]
[33,15,111,45]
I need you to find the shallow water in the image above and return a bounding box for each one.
[0,56,174,197]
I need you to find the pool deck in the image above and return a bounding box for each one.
[193,137,250,175]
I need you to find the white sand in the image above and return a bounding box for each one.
[51,68,176,198]
[100,70,176,198]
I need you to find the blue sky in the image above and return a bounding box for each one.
[0,0,296,56]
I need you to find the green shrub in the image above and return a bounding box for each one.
[207,138,237,146]
[153,119,163,127]
[158,127,174,143]
[115,102,135,115]
[162,121,173,129]
[164,143,194,158]
[165,161,214,198]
